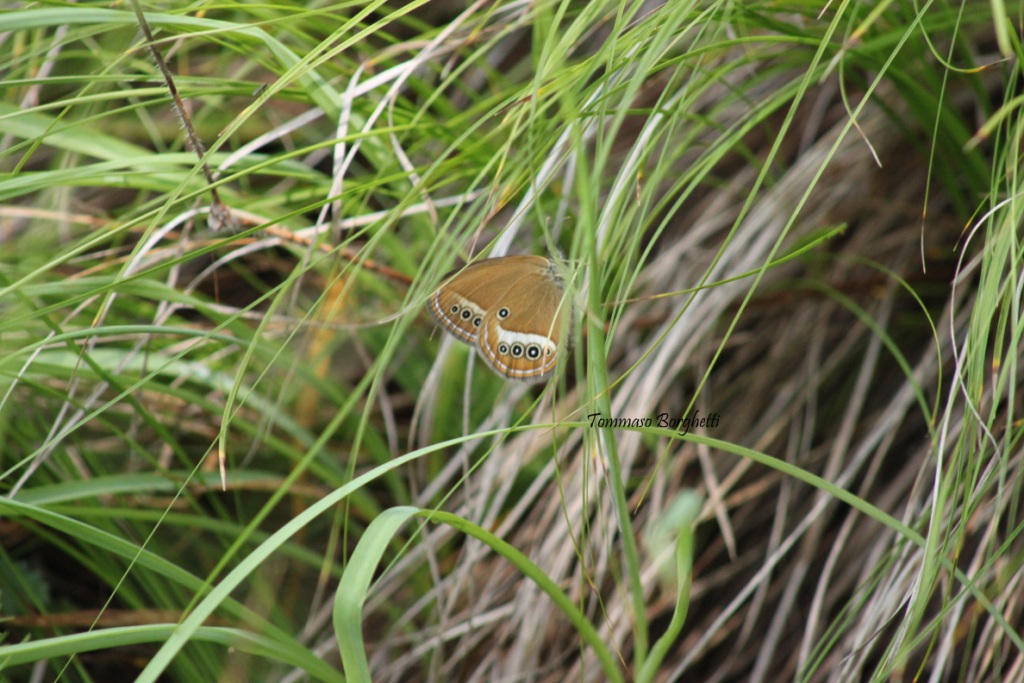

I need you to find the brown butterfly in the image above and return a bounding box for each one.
[428,255,568,382]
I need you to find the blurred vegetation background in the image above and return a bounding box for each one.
[1,1,1022,681]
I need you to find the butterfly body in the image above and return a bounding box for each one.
[428,255,567,382]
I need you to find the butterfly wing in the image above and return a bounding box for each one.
[428,255,568,381]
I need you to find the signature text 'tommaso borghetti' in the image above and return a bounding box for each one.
[586,410,720,435]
